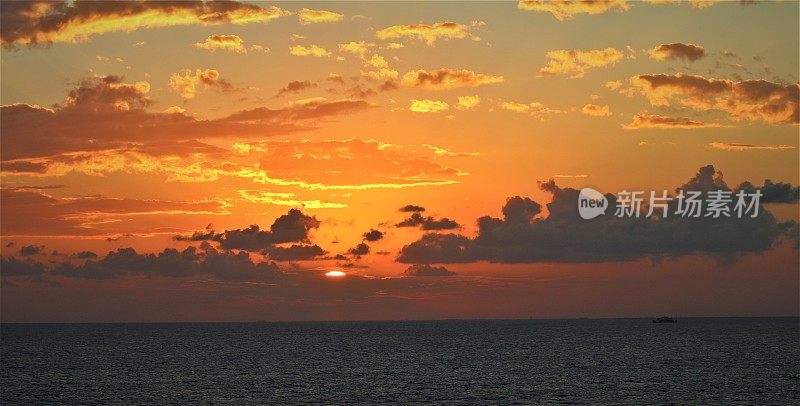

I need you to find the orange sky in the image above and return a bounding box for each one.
[1,1,798,322]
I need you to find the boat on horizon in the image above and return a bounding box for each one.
[652,316,677,323]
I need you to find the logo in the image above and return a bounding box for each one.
[578,187,608,219]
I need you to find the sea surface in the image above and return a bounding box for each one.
[2,318,798,404]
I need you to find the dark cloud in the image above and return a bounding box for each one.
[396,212,460,230]
[218,209,320,251]
[398,166,797,264]
[399,204,426,212]
[262,244,325,261]
[19,245,44,256]
[348,243,370,256]
[362,229,384,242]
[735,180,800,204]
[73,251,98,259]
[52,244,280,282]
[403,264,455,277]
[0,256,45,277]
[276,80,317,97]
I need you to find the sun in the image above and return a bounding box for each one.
[325,270,346,277]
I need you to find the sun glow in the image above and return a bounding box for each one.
[325,270,346,277]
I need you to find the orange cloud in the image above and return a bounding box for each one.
[400,69,504,90]
[409,99,450,113]
[708,142,797,151]
[622,113,724,129]
[375,21,481,46]
[1,1,289,48]
[581,103,612,117]
[539,48,623,78]
[648,43,706,62]
[518,0,630,20]
[297,8,344,25]
[289,44,331,57]
[630,74,799,125]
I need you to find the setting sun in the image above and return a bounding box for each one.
[325,270,346,277]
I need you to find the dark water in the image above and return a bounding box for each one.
[2,318,798,405]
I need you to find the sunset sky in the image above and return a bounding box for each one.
[1,0,798,322]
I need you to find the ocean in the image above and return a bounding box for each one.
[2,318,798,404]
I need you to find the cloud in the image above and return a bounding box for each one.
[396,212,460,230]
[398,165,797,264]
[297,8,344,25]
[19,245,44,256]
[400,205,426,213]
[338,41,375,59]
[709,142,796,152]
[539,48,623,78]
[623,113,724,129]
[0,257,45,277]
[238,190,347,209]
[49,245,281,281]
[262,244,326,261]
[74,251,98,259]
[375,21,480,46]
[169,68,235,99]
[409,99,450,113]
[630,74,799,125]
[581,103,612,117]
[455,95,481,110]
[735,180,800,204]
[193,34,267,54]
[648,43,706,62]
[1,187,228,237]
[400,69,504,90]
[289,44,331,57]
[276,80,318,97]
[217,209,320,251]
[403,264,455,277]
[604,80,623,90]
[1,76,374,162]
[348,242,370,256]
[194,34,245,53]
[363,229,385,242]
[518,0,630,20]
[499,101,563,120]
[1,1,290,48]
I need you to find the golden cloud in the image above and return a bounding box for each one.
[193,34,268,54]
[539,48,623,78]
[518,0,630,20]
[1,1,290,48]
[648,43,706,62]
[297,8,344,25]
[708,142,797,151]
[622,113,724,129]
[400,69,504,90]
[581,103,613,117]
[289,44,331,57]
[630,74,799,125]
[409,99,450,113]
[169,68,234,99]
[499,101,563,121]
[375,21,481,46]
[455,95,481,110]
[238,190,348,209]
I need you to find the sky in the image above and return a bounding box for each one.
[1,0,798,322]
